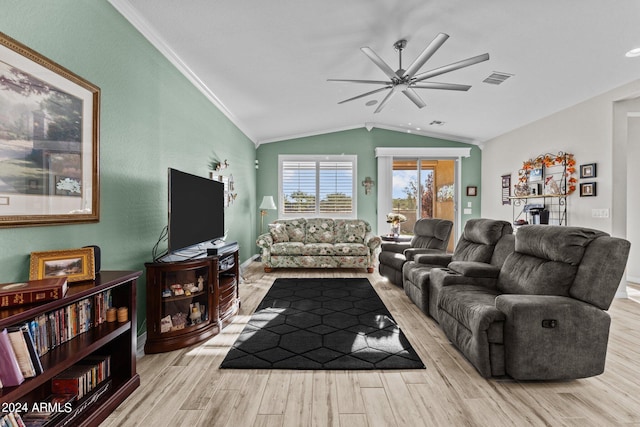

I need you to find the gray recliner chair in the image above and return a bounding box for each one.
[378,218,453,286]
[402,218,514,316]
[431,225,631,379]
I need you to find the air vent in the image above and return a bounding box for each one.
[483,72,513,85]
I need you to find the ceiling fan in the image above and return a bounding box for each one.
[328,33,489,113]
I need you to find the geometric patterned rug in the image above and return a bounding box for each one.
[219,278,425,370]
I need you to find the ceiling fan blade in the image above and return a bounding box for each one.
[328,78,391,85]
[413,53,490,82]
[361,47,398,80]
[403,33,449,78]
[411,82,471,91]
[338,86,391,104]
[402,88,426,109]
[374,86,400,113]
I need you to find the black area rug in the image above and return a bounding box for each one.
[220,278,425,370]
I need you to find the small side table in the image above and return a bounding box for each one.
[380,235,412,243]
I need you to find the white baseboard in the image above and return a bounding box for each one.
[137,331,146,358]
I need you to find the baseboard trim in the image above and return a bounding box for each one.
[137,331,146,358]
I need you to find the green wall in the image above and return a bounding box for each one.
[0,1,257,332]
[256,127,482,245]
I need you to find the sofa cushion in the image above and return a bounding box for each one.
[301,243,335,256]
[514,225,607,265]
[334,243,369,256]
[335,220,366,243]
[269,223,289,243]
[498,253,577,296]
[452,219,512,263]
[305,219,335,243]
[271,242,304,255]
[281,218,306,242]
[438,285,504,341]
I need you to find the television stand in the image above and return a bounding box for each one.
[206,240,238,256]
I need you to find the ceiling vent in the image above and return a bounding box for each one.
[483,72,513,85]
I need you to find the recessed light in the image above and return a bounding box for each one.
[365,100,378,106]
[625,48,640,58]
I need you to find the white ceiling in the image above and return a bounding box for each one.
[110,0,640,146]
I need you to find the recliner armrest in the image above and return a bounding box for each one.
[380,241,410,253]
[494,294,611,380]
[413,253,452,266]
[448,261,500,278]
[404,248,447,262]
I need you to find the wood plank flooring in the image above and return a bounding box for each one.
[101,265,640,427]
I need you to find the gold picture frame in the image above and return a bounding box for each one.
[0,32,100,227]
[29,247,95,283]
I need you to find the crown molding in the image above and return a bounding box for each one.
[108,0,256,143]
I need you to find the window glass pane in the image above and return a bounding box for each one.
[319,162,353,213]
[280,158,355,217]
[282,161,316,213]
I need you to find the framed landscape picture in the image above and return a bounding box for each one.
[0,32,100,227]
[29,247,96,283]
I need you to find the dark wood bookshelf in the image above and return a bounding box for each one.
[0,271,141,427]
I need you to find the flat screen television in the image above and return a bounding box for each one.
[168,168,225,253]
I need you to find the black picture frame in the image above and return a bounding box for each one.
[580,163,597,179]
[580,182,597,197]
[466,186,477,197]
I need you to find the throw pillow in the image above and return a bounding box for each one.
[269,223,289,243]
[338,222,366,244]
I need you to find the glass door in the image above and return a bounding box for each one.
[392,158,455,251]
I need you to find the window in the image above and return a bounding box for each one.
[279,155,357,218]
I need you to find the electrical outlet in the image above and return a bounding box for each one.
[591,209,610,218]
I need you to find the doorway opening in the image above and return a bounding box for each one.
[391,158,455,251]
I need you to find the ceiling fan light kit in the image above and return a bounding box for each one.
[328,32,490,113]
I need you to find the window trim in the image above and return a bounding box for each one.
[278,154,358,219]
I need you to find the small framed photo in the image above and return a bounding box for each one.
[580,182,597,197]
[29,247,96,282]
[466,186,478,197]
[529,168,543,182]
[580,163,597,178]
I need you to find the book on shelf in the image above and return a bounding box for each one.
[1,412,25,427]
[8,324,43,376]
[6,326,36,378]
[0,277,68,308]
[0,328,25,387]
[51,354,111,399]
[19,393,75,427]
[26,289,112,358]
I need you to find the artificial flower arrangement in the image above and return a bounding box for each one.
[517,152,577,195]
[386,212,407,225]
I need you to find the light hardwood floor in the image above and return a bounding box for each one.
[102,265,640,427]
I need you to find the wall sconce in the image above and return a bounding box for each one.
[362,176,375,195]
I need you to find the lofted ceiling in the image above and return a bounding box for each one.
[110,0,640,146]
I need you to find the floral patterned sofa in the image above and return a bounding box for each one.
[256,218,382,272]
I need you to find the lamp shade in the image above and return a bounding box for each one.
[259,196,277,210]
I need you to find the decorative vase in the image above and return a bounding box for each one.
[390,223,401,237]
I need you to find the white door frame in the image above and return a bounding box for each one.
[375,147,471,244]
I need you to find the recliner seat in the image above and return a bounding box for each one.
[378,218,452,286]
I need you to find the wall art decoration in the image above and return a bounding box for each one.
[580,163,597,178]
[580,182,597,197]
[0,32,100,227]
[29,247,96,283]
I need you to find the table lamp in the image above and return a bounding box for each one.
[259,196,277,234]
